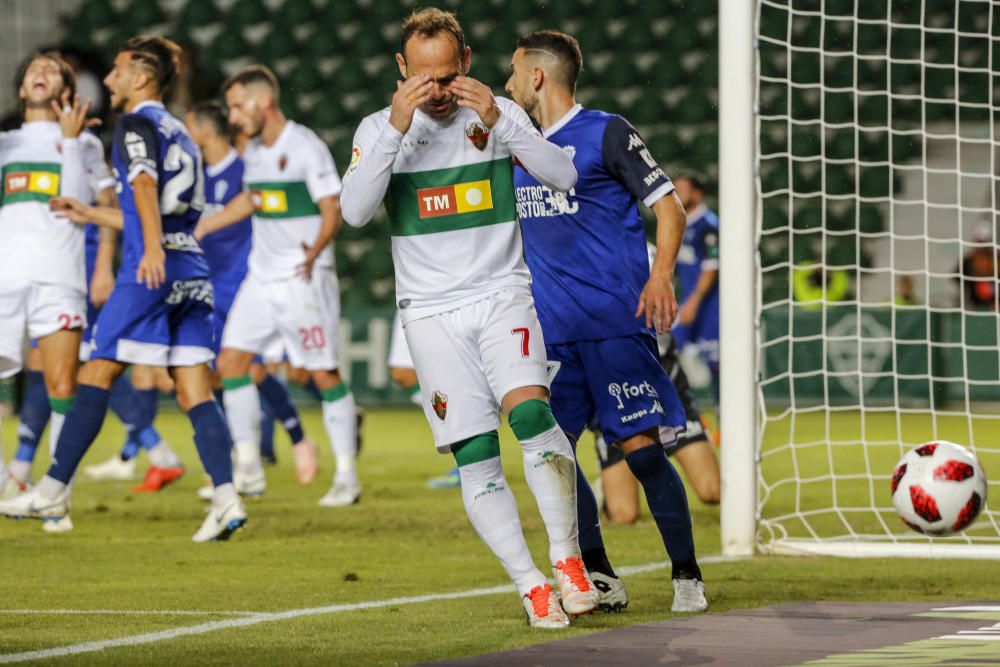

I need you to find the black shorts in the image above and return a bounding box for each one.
[594,333,707,470]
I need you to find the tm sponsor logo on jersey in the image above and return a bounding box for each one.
[514,184,578,218]
[417,180,493,218]
[608,380,660,410]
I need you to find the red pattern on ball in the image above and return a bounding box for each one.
[891,464,907,494]
[909,484,942,522]
[915,443,938,457]
[952,492,982,532]
[933,460,974,482]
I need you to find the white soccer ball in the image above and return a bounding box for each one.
[891,441,988,535]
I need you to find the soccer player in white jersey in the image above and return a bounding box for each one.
[0,52,105,511]
[193,66,357,506]
[340,8,598,628]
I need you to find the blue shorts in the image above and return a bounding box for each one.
[672,309,720,364]
[210,279,240,356]
[90,277,216,367]
[547,333,687,444]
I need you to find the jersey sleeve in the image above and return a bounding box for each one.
[340,113,399,227]
[699,224,719,271]
[113,113,160,183]
[492,97,576,193]
[602,116,674,207]
[82,134,114,194]
[303,135,342,201]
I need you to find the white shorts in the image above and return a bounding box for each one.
[0,282,86,379]
[222,268,340,371]
[405,289,550,452]
[387,310,414,369]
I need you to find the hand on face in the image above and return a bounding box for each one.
[389,74,433,134]
[448,76,500,128]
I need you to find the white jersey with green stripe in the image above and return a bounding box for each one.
[0,122,109,290]
[242,120,342,279]
[341,97,577,323]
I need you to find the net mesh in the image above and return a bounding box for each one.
[754,0,1000,549]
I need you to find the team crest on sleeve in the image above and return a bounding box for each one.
[465,121,489,151]
[125,131,147,159]
[431,391,448,420]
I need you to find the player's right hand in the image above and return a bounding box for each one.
[389,74,433,134]
[52,90,98,139]
[136,248,166,290]
[50,196,91,224]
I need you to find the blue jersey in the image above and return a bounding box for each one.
[676,204,720,311]
[514,106,675,344]
[110,100,208,280]
[200,149,251,306]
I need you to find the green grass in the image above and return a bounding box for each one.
[2,407,1000,665]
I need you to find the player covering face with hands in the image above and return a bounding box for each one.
[340,8,598,628]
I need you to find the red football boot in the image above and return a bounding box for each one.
[131,466,185,493]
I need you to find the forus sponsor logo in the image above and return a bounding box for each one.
[607,380,659,410]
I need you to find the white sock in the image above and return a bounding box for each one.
[321,389,357,482]
[37,474,67,501]
[48,412,65,458]
[459,457,548,596]
[212,482,239,510]
[520,425,580,565]
[223,382,262,475]
[8,459,30,484]
[147,441,181,468]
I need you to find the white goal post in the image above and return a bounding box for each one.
[719,0,1000,558]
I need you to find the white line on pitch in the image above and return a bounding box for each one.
[0,610,258,617]
[0,555,743,664]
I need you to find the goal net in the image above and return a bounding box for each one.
[753,0,1000,557]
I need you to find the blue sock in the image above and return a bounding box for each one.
[258,374,305,443]
[188,400,233,486]
[108,374,150,433]
[304,379,323,402]
[576,461,605,552]
[260,409,276,459]
[136,425,161,450]
[624,444,700,580]
[136,388,159,427]
[708,360,720,415]
[17,370,51,462]
[120,440,141,460]
[47,384,110,484]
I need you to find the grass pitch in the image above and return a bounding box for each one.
[2,407,1000,665]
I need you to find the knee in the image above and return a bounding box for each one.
[46,375,76,400]
[175,384,211,413]
[692,477,721,505]
[312,369,342,391]
[606,502,639,525]
[390,367,417,389]
[217,350,248,379]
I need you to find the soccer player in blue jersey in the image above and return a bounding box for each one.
[672,175,720,412]
[0,36,246,541]
[508,30,707,613]
[185,100,318,488]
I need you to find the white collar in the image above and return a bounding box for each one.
[543,103,583,139]
[131,100,165,113]
[687,203,709,221]
[206,148,238,178]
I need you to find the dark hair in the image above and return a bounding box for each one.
[400,8,466,58]
[517,30,583,93]
[189,100,231,138]
[118,35,181,92]
[15,51,76,106]
[222,64,280,99]
[677,174,705,192]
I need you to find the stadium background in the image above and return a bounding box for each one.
[0,0,725,408]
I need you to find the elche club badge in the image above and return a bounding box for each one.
[465,121,489,151]
[279,155,288,171]
[432,391,448,420]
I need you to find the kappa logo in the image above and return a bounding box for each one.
[626,132,645,151]
[607,380,659,410]
[432,391,448,420]
[466,121,489,150]
[562,144,576,160]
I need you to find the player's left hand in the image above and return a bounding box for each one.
[297,241,320,281]
[677,297,700,327]
[448,76,500,128]
[137,247,166,289]
[52,90,99,139]
[636,274,678,333]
